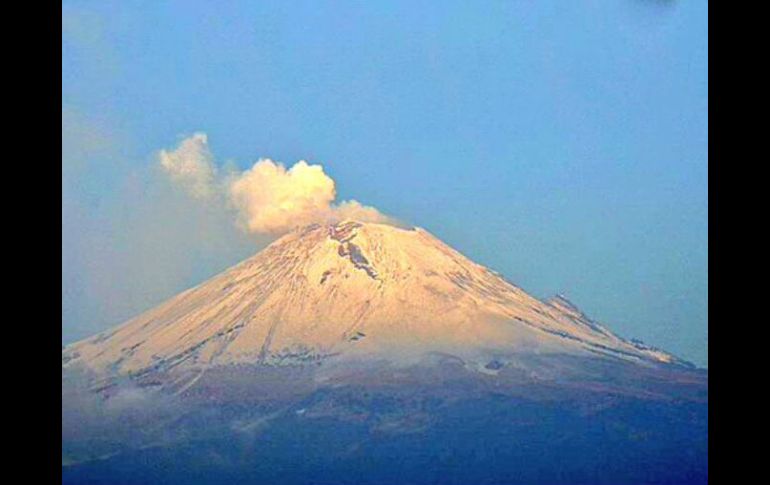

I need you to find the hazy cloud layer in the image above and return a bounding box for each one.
[62,113,259,343]
[160,133,395,235]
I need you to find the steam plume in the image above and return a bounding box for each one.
[159,133,394,236]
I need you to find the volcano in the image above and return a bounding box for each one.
[63,221,689,377]
[62,221,707,485]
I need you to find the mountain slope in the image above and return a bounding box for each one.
[63,221,685,381]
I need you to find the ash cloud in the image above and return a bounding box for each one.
[159,133,395,236]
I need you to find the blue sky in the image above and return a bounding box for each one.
[62,1,708,366]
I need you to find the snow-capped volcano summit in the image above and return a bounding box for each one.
[63,221,685,381]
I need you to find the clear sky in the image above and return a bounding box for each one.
[62,1,708,366]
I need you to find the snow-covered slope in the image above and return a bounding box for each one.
[62,221,683,378]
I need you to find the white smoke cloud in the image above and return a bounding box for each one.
[159,133,395,236]
[159,133,217,200]
[228,159,393,235]
[228,159,335,234]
